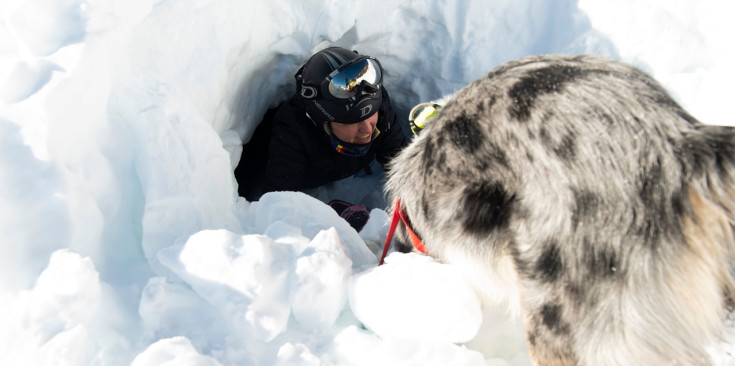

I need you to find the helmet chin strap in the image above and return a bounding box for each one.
[322,119,333,137]
[304,113,371,156]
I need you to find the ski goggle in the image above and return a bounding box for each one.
[324,57,383,99]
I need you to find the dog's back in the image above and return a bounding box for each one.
[387,55,735,365]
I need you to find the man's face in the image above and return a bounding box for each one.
[329,112,379,144]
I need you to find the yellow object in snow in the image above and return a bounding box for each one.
[408,102,444,135]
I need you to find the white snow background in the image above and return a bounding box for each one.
[1,0,734,365]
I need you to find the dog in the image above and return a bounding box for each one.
[385,54,735,365]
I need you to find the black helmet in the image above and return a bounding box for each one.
[295,47,383,126]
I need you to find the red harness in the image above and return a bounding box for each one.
[379,197,428,265]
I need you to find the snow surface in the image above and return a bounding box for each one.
[1,0,734,365]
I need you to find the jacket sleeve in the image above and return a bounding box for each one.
[262,109,309,193]
[375,89,409,167]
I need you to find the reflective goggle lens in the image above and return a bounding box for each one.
[327,58,382,99]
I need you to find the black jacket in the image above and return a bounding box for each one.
[262,88,407,193]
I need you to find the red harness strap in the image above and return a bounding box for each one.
[379,198,428,265]
[378,201,401,265]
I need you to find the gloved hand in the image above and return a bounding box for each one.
[328,200,370,232]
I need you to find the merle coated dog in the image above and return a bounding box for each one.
[386,55,735,365]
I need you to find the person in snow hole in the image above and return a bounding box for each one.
[234,47,408,231]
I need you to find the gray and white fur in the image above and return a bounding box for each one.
[386,54,735,365]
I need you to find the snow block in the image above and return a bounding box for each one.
[348,252,483,343]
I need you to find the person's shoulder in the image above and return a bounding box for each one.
[272,97,322,143]
[381,87,391,102]
[377,88,397,125]
[274,97,298,118]
[273,97,307,127]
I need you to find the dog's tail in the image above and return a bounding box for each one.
[681,123,735,339]
[690,125,735,215]
[580,125,735,366]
